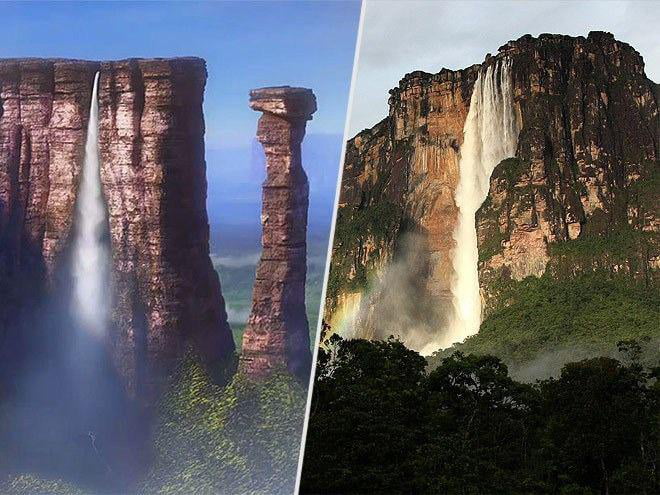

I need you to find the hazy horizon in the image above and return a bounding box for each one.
[207,133,342,234]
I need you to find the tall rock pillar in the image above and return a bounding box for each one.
[241,86,316,380]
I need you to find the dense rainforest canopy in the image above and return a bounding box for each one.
[301,335,660,495]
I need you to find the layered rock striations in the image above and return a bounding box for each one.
[241,87,316,379]
[0,58,234,399]
[327,32,658,345]
[327,68,478,343]
[477,33,658,312]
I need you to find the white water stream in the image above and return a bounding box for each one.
[446,59,519,346]
[71,72,110,336]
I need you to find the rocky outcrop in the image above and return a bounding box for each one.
[241,86,316,379]
[326,68,478,338]
[0,58,234,400]
[327,32,658,343]
[475,33,658,314]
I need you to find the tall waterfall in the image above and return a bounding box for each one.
[447,59,518,345]
[71,72,110,336]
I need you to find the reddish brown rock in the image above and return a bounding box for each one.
[240,86,316,379]
[0,58,234,400]
[326,32,658,343]
[477,32,658,312]
[0,59,98,340]
[325,67,478,339]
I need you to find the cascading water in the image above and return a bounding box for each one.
[71,72,110,336]
[446,58,518,346]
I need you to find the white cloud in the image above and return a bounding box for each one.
[348,0,660,136]
[211,252,260,269]
[226,305,251,324]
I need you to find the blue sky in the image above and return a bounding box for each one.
[0,1,361,149]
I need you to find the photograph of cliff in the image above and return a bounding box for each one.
[0,2,360,494]
[301,1,659,493]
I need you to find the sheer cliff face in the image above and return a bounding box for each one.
[0,58,234,398]
[328,32,658,338]
[329,68,477,336]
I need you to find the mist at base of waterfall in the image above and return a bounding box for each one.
[0,287,147,493]
[337,232,453,356]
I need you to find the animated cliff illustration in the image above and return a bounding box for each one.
[0,60,315,493]
[0,59,235,401]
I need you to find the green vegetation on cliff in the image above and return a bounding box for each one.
[140,353,305,495]
[548,226,656,279]
[476,157,532,263]
[326,202,401,310]
[0,475,87,495]
[466,149,659,377]
[434,222,659,377]
[429,272,659,377]
[1,354,306,495]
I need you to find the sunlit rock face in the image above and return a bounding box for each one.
[240,86,316,380]
[324,67,479,352]
[477,32,658,314]
[0,58,234,400]
[326,31,658,350]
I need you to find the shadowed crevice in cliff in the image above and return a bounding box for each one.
[0,125,49,391]
[131,282,150,401]
[130,62,145,172]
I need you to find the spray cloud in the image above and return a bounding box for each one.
[341,232,449,355]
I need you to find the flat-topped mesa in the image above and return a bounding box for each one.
[325,32,658,348]
[241,86,316,380]
[249,86,317,119]
[0,58,235,402]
